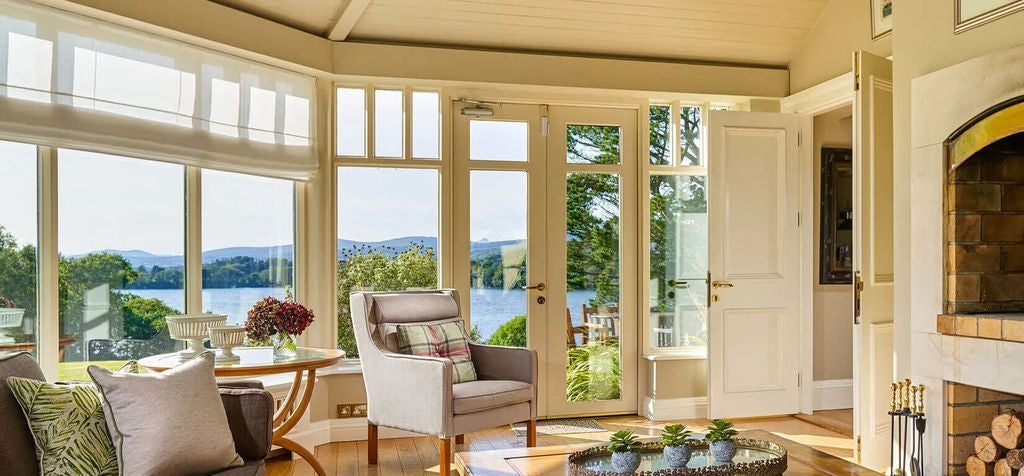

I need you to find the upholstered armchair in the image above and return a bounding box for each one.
[350,289,538,473]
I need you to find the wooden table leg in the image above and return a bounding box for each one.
[273,369,325,475]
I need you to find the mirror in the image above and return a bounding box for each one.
[820,147,853,284]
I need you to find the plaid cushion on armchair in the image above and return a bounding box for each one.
[396,321,478,383]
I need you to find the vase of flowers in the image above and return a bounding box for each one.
[706,419,739,463]
[607,430,642,473]
[245,297,315,358]
[660,424,693,468]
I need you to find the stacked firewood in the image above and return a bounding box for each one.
[967,409,1024,476]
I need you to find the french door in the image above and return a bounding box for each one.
[453,102,638,417]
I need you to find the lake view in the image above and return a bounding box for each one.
[131,287,599,340]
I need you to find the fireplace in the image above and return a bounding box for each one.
[946,382,1024,475]
[911,44,1024,476]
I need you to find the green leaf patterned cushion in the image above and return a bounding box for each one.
[6,378,118,476]
[397,320,478,383]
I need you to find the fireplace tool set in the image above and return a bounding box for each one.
[889,379,926,476]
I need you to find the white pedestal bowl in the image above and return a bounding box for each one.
[208,326,245,362]
[165,314,227,361]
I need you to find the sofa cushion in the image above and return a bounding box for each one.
[7,377,119,475]
[89,352,243,476]
[0,352,45,475]
[452,380,533,414]
[397,320,478,383]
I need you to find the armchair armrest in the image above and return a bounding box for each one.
[219,386,273,462]
[469,343,537,385]
[364,351,455,436]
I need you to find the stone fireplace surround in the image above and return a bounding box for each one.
[912,44,1024,475]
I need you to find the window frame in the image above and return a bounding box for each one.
[641,100,710,358]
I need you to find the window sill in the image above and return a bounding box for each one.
[644,350,707,361]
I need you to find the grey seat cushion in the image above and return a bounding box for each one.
[452,380,533,415]
[0,352,45,476]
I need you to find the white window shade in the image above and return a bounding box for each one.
[0,0,317,180]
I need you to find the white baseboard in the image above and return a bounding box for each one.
[642,396,708,421]
[283,417,427,458]
[813,379,853,411]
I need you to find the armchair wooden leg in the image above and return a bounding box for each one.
[368,422,378,465]
[526,419,537,447]
[439,437,452,474]
[455,434,464,445]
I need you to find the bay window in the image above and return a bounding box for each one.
[0,141,38,357]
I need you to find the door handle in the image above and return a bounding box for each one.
[525,283,546,292]
[711,281,734,289]
[854,272,863,325]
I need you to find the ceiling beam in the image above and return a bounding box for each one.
[328,0,371,41]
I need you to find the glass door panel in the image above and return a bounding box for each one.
[649,175,708,352]
[469,170,528,347]
[566,172,622,402]
[546,106,638,416]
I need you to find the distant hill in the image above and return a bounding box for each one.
[79,236,525,268]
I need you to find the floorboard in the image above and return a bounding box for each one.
[267,414,859,475]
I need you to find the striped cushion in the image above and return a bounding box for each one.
[396,321,478,383]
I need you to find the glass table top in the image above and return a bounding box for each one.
[576,447,775,472]
[138,347,344,375]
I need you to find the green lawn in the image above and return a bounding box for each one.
[58,360,129,382]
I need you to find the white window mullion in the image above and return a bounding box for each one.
[185,166,202,315]
[36,146,59,380]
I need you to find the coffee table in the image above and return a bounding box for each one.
[456,429,880,476]
[139,347,344,476]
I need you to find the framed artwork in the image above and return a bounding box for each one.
[819,148,854,285]
[956,0,1024,33]
[871,0,894,39]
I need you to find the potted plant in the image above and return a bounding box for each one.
[244,296,315,358]
[0,296,25,344]
[607,430,642,473]
[705,419,739,463]
[660,424,693,468]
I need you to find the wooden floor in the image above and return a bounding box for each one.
[267,414,858,475]
[793,408,854,437]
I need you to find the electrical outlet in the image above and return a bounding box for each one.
[336,404,352,418]
[352,403,367,417]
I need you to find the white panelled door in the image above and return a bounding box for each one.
[707,111,801,419]
[852,50,895,472]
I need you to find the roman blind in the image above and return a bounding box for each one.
[0,0,317,180]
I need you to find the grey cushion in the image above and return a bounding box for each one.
[219,386,273,461]
[89,352,244,476]
[0,352,45,476]
[452,380,533,414]
[370,291,460,324]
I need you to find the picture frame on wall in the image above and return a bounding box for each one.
[819,148,854,285]
[955,0,1024,33]
[871,0,894,39]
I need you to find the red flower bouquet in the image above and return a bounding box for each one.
[245,297,315,356]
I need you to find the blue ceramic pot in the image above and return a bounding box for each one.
[663,444,691,468]
[611,451,641,473]
[710,440,737,462]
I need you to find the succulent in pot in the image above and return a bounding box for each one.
[705,419,739,463]
[660,424,693,468]
[607,430,642,473]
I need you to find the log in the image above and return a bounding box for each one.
[993,410,1024,450]
[979,435,1009,463]
[969,455,995,476]
[1007,449,1024,470]
[997,459,1014,476]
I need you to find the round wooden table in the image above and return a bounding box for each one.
[139,347,344,476]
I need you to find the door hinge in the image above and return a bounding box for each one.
[856,435,862,457]
[797,372,802,388]
[853,52,861,91]
[541,116,549,136]
[854,271,864,324]
[797,212,802,227]
[797,131,802,147]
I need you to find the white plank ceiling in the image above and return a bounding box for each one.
[211,0,829,66]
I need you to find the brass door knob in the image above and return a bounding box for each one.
[711,281,734,289]
[525,283,546,292]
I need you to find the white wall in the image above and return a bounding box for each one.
[812,106,854,383]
